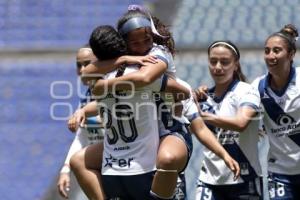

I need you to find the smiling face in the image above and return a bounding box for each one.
[208,46,238,85]
[125,27,153,55]
[76,48,97,76]
[264,36,295,75]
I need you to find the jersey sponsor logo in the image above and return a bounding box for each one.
[88,135,104,143]
[258,78,300,146]
[103,92,130,99]
[218,130,239,144]
[104,154,134,168]
[270,122,300,146]
[270,121,300,137]
[113,145,130,151]
[87,127,102,134]
[86,128,104,143]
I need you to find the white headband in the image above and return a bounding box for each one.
[119,17,151,36]
[79,47,92,51]
[210,42,239,58]
[126,4,168,38]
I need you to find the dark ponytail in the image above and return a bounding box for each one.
[151,16,175,56]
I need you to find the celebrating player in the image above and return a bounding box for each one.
[252,24,300,200]
[194,40,263,200]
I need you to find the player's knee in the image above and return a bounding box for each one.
[70,151,84,172]
[157,151,179,169]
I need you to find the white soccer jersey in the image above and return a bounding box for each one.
[149,44,176,78]
[157,78,200,137]
[252,67,300,175]
[100,44,178,175]
[199,80,262,185]
[178,78,200,123]
[100,66,161,176]
[60,116,104,172]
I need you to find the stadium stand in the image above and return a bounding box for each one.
[0,0,145,50]
[172,0,300,48]
[0,60,78,199]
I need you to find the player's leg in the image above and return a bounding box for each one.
[70,142,105,200]
[151,131,192,199]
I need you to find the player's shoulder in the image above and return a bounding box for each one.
[232,81,260,98]
[234,81,253,91]
[150,43,167,52]
[251,74,267,88]
[149,44,170,57]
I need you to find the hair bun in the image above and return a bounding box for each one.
[281,24,299,41]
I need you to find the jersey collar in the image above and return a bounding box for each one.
[265,66,296,97]
[209,79,240,103]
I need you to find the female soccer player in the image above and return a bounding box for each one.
[76,7,193,200]
[75,6,239,200]
[194,40,263,200]
[252,24,300,200]
[69,24,174,200]
[57,47,105,199]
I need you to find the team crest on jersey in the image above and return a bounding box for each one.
[199,102,215,114]
[276,113,296,126]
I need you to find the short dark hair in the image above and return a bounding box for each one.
[89,25,127,60]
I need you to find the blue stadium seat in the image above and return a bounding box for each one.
[0,60,82,199]
[173,0,300,48]
[0,0,145,49]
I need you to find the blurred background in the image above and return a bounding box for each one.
[1,0,300,199]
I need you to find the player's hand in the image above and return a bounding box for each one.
[121,55,158,66]
[68,109,86,132]
[223,153,240,180]
[57,173,70,199]
[199,111,216,122]
[194,85,208,101]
